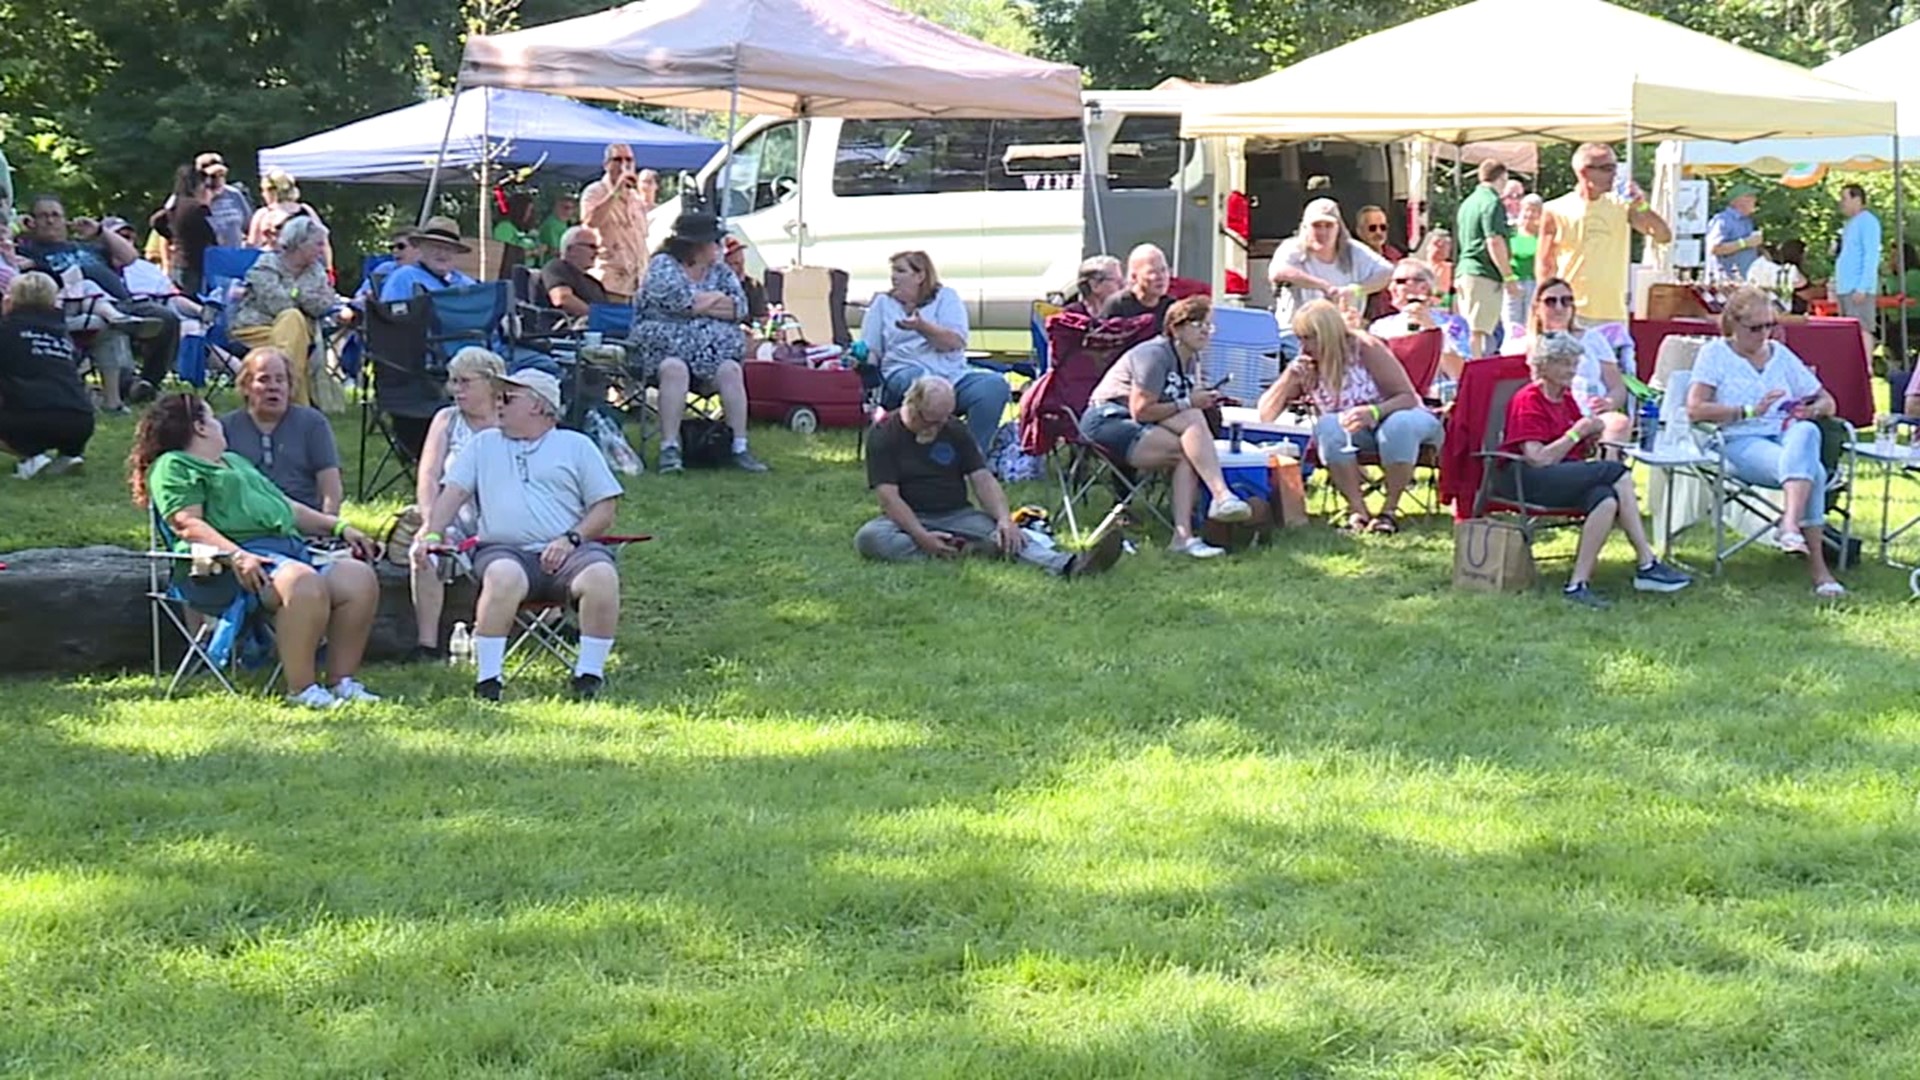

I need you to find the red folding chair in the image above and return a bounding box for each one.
[1440,355,1586,551]
[1336,329,1446,515]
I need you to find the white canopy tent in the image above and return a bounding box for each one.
[1181,0,1897,145]
[453,0,1084,262]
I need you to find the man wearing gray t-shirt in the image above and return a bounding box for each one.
[221,348,342,512]
[415,369,624,702]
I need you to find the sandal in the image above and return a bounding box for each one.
[1341,511,1372,534]
[1814,579,1847,599]
[1367,513,1400,535]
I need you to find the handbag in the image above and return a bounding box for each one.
[679,415,735,467]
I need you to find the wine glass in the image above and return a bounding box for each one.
[1340,404,1359,455]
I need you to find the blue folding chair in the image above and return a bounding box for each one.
[585,303,634,339]
[427,281,512,366]
[178,246,263,387]
[1204,306,1292,406]
[146,507,281,697]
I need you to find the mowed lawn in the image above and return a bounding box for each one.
[5,402,1920,1077]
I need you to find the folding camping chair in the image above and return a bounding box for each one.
[1203,305,1288,406]
[1467,374,1592,551]
[437,535,652,676]
[427,281,512,365]
[1016,308,1165,542]
[1307,331,1447,518]
[1029,300,1064,376]
[146,507,282,697]
[175,245,263,389]
[766,266,851,347]
[358,295,446,500]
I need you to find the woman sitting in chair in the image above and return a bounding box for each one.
[1497,332,1692,608]
[1686,284,1845,598]
[861,249,1009,455]
[630,211,765,474]
[1079,294,1252,560]
[406,346,504,663]
[1517,276,1632,442]
[1258,299,1442,534]
[231,215,353,408]
[130,391,383,709]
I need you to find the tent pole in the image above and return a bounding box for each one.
[1897,134,1909,372]
[479,89,492,280]
[421,83,462,226]
[1083,105,1107,258]
[1171,136,1188,279]
[715,78,741,222]
[795,112,808,267]
[1625,120,1637,317]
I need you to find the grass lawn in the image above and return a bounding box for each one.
[4,398,1920,1077]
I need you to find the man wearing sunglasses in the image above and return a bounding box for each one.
[581,142,648,302]
[1537,142,1671,340]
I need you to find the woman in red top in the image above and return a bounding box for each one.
[1496,332,1691,607]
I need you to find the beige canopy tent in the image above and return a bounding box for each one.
[458,0,1083,120]
[451,0,1084,261]
[1181,0,1897,144]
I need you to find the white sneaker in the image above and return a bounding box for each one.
[1169,536,1228,559]
[43,455,84,476]
[14,452,52,480]
[286,683,345,710]
[1207,494,1253,522]
[330,677,382,704]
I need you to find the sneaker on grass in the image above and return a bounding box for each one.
[1562,582,1612,609]
[1207,494,1252,522]
[1632,559,1693,593]
[287,684,345,710]
[1168,536,1227,559]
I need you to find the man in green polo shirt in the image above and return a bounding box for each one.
[535,194,577,265]
[1455,159,1516,358]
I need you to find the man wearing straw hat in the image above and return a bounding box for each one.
[379,216,478,302]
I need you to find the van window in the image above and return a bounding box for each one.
[987,119,1083,192]
[722,121,800,216]
[1106,115,1184,191]
[833,119,991,196]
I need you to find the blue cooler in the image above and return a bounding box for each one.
[1197,441,1303,524]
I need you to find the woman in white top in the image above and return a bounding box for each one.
[1686,286,1844,598]
[862,250,1010,453]
[1525,276,1632,443]
[1268,197,1394,322]
[408,346,504,660]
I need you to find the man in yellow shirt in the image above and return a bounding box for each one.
[1537,142,1671,341]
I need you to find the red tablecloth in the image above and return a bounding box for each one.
[1629,317,1874,426]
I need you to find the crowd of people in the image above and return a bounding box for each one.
[1,137,1908,708]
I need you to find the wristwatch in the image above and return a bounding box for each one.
[564,530,583,547]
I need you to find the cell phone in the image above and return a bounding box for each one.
[1207,374,1232,391]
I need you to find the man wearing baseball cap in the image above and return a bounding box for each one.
[413,368,626,702]
[194,152,254,249]
[1706,183,1763,281]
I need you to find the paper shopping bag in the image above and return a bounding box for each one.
[1452,518,1535,593]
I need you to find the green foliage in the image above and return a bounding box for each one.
[10,409,1920,1074]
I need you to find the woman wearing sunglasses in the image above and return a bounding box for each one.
[1686,285,1845,597]
[1526,277,1632,444]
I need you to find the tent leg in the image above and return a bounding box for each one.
[1625,121,1637,317]
[1898,137,1909,371]
[479,90,492,281]
[1171,136,1188,279]
[795,114,808,267]
[715,79,740,222]
[421,83,462,226]
[1083,107,1107,259]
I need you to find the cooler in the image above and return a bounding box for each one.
[1220,405,1314,465]
[1196,440,1306,522]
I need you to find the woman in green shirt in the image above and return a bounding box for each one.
[1502,193,1544,340]
[130,392,384,709]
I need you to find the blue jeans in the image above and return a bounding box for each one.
[1314,408,1443,466]
[1722,420,1827,527]
[882,366,1011,454]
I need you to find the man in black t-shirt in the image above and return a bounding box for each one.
[540,225,611,321]
[856,375,1121,576]
[1099,243,1173,331]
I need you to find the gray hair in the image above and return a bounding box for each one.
[1520,193,1545,209]
[447,346,506,383]
[276,214,328,254]
[560,224,598,251]
[1392,257,1436,287]
[1528,330,1586,376]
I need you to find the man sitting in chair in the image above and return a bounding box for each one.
[857,375,1122,576]
[1367,258,1470,389]
[379,216,479,302]
[540,225,609,324]
[413,369,625,702]
[221,346,343,514]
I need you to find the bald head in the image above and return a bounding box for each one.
[1126,243,1169,305]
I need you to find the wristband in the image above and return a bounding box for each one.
[1742,405,1754,420]
[1565,427,1583,442]
[1368,404,1382,422]
[331,518,349,537]
[420,531,443,543]
[1631,199,1649,213]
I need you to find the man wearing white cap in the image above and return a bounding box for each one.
[413,368,626,702]
[581,143,648,301]
[195,152,253,249]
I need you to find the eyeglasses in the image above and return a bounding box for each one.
[1362,224,1388,233]
[1582,161,1619,173]
[1391,277,1426,286]
[1174,321,1215,333]
[1541,295,1576,308]
[1740,319,1779,333]
[608,156,634,164]
[569,241,600,251]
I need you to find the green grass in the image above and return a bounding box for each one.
[5,400,1920,1077]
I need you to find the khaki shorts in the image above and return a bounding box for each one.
[1457,275,1504,334]
[1839,293,1877,326]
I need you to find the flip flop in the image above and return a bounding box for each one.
[1367,513,1400,535]
[1341,511,1372,534]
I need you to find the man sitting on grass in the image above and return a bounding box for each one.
[856,374,1123,576]
[412,369,624,703]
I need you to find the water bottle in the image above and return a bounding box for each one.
[1638,397,1660,452]
[1228,422,1244,453]
[448,622,472,667]
[1875,414,1895,456]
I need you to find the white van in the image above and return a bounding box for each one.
[652,94,1407,347]
[653,92,1204,347]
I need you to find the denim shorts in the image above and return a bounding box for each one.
[1079,401,1148,462]
[175,535,313,614]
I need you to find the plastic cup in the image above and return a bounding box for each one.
[583,331,603,348]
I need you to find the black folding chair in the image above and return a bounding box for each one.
[358,296,447,500]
